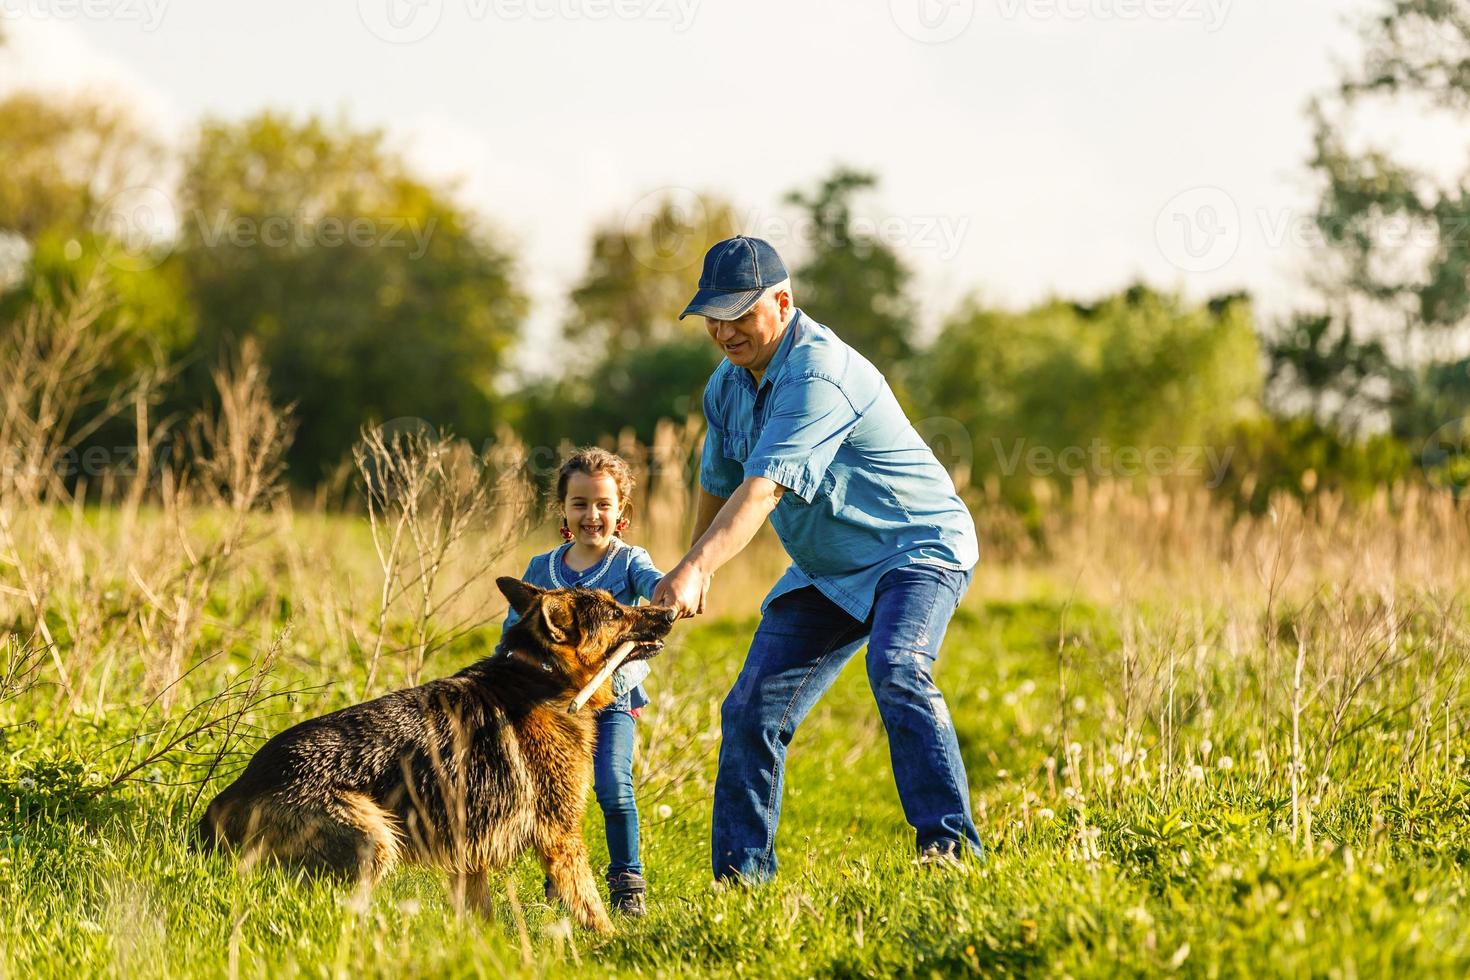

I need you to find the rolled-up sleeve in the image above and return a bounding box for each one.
[743,376,857,502]
[699,382,744,499]
[626,548,665,602]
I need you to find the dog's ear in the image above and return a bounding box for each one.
[539,593,576,644]
[498,577,543,616]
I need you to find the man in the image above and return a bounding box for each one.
[652,235,982,882]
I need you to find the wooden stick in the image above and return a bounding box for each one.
[568,640,638,714]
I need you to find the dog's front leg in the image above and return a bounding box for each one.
[538,833,613,934]
[449,868,493,917]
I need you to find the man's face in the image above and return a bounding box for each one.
[704,290,789,374]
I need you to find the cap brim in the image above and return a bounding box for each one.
[678,286,763,321]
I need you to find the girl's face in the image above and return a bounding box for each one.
[562,470,623,550]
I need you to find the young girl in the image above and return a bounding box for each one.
[499,447,663,916]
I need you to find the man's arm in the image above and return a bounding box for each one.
[690,487,727,548]
[654,477,784,616]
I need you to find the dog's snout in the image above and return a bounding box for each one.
[655,606,677,625]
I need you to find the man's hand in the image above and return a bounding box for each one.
[653,561,710,619]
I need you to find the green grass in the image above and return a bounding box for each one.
[4,588,1470,977]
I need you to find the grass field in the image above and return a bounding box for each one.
[4,481,1470,978]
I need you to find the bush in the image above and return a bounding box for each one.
[919,285,1261,503]
[1216,415,1419,512]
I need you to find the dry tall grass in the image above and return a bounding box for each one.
[1,283,1467,845]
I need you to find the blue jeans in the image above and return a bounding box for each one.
[712,564,980,881]
[593,708,641,877]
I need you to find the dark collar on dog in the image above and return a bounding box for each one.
[503,646,555,674]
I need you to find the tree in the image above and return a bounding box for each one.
[1295,0,1470,441]
[0,93,164,243]
[565,193,736,356]
[1262,313,1392,432]
[517,191,734,450]
[920,286,1261,495]
[177,112,527,478]
[0,94,190,410]
[783,168,918,393]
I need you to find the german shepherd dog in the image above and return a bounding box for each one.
[199,577,676,933]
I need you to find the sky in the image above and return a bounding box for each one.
[0,0,1378,372]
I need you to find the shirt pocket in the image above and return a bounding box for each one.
[723,430,753,465]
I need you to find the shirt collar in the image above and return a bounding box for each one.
[740,308,804,394]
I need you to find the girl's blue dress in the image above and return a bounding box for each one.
[501,538,665,877]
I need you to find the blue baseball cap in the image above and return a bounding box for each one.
[678,236,789,321]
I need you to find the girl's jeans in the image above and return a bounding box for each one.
[712,563,980,881]
[594,707,641,876]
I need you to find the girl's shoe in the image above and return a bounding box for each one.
[607,871,647,917]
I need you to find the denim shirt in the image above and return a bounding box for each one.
[700,309,978,620]
[499,539,664,712]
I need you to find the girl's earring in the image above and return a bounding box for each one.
[560,518,574,542]
[614,517,629,536]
